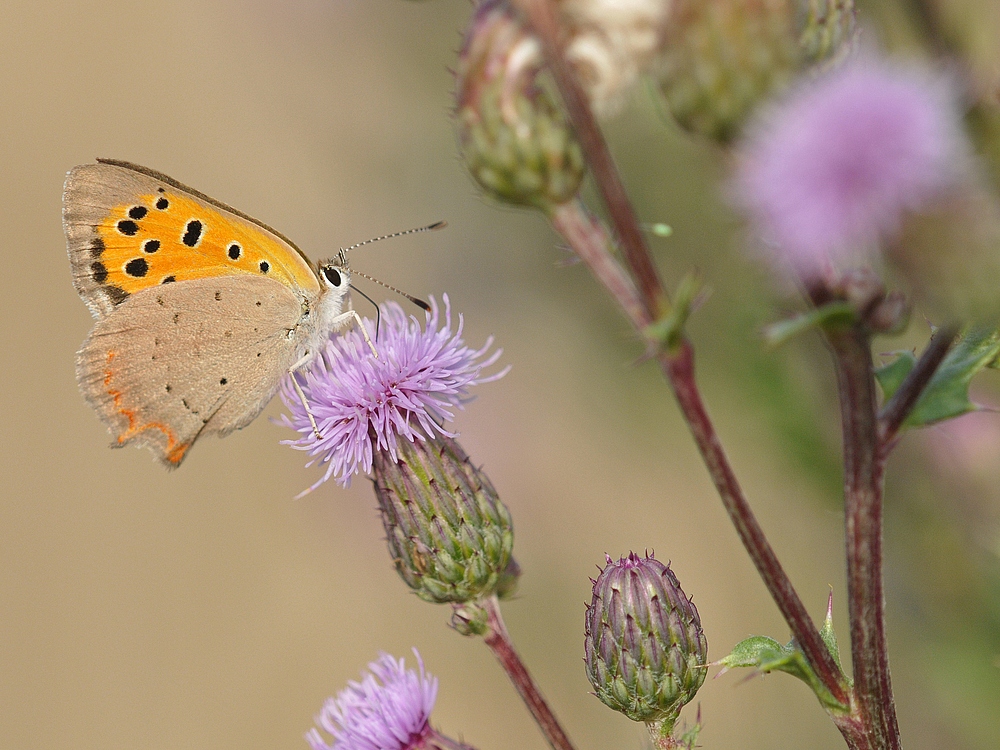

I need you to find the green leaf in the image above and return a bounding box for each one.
[876,327,1000,428]
[715,633,849,713]
[762,302,857,348]
[820,591,844,674]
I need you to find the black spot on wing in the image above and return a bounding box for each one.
[105,286,129,306]
[182,220,203,247]
[90,237,105,258]
[91,261,108,284]
[143,239,160,254]
[117,219,139,236]
[125,258,148,277]
[128,205,148,220]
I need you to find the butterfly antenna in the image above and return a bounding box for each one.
[349,285,382,339]
[351,270,430,311]
[337,221,447,265]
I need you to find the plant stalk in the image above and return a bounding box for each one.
[825,328,902,750]
[481,595,577,750]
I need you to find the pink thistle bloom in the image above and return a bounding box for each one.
[306,651,439,750]
[734,56,966,278]
[280,295,506,492]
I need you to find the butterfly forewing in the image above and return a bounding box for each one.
[75,275,307,466]
[64,160,320,319]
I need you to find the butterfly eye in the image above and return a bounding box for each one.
[322,266,343,287]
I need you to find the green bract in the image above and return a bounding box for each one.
[374,435,515,604]
[584,553,708,731]
[658,0,856,143]
[455,0,585,210]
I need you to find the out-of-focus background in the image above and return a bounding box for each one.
[1,1,998,748]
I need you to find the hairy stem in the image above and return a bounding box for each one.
[826,329,901,750]
[481,596,577,750]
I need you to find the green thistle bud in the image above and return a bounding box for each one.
[584,553,707,738]
[455,0,585,210]
[373,434,514,605]
[657,0,856,142]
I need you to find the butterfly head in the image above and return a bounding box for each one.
[315,259,353,332]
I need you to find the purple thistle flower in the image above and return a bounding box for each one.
[306,651,439,750]
[734,56,966,278]
[280,295,506,492]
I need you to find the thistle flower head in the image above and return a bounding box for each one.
[734,56,966,278]
[585,553,707,730]
[306,651,438,750]
[280,296,506,492]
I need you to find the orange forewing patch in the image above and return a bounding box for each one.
[95,191,320,296]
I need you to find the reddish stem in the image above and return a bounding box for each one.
[825,329,901,750]
[481,596,577,750]
[511,0,665,319]
[660,340,852,709]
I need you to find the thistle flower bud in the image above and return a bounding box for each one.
[584,553,707,735]
[455,0,585,210]
[374,434,515,604]
[657,0,856,142]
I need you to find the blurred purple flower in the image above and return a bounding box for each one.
[734,56,965,277]
[306,651,438,750]
[280,295,506,492]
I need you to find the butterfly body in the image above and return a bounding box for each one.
[65,160,352,466]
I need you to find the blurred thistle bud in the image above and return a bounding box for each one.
[561,0,675,116]
[455,0,585,211]
[657,0,856,142]
[584,553,707,742]
[374,434,515,605]
[495,556,522,600]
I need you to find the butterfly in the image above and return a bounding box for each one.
[65,159,369,467]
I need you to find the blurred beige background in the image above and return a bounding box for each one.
[1,1,997,749]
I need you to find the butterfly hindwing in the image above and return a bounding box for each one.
[75,276,305,466]
[64,160,320,319]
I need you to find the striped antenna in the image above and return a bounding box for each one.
[337,221,447,262]
[350,271,430,310]
[334,221,444,310]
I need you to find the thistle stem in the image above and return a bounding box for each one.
[481,595,577,750]
[515,0,850,711]
[548,200,650,327]
[878,324,960,446]
[659,340,852,709]
[510,0,665,319]
[825,328,901,750]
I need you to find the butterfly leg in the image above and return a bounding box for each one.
[330,310,379,358]
[286,365,323,439]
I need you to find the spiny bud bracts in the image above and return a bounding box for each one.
[657,0,856,142]
[375,434,514,604]
[456,0,585,210]
[585,552,707,726]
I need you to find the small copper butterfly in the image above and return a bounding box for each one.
[64,159,366,467]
